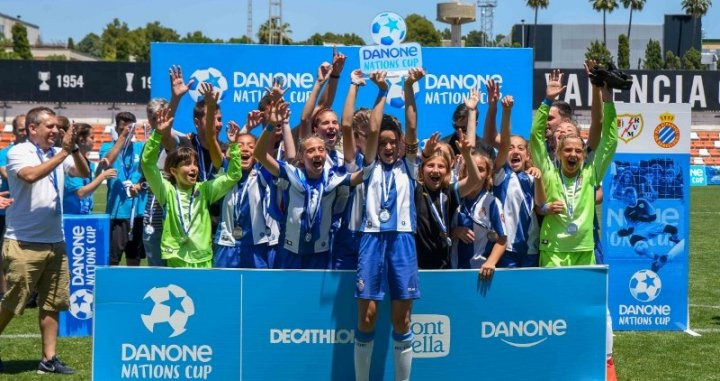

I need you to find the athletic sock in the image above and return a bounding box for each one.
[392,330,413,381]
[354,329,375,381]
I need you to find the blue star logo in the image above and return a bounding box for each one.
[384,18,399,32]
[205,72,221,89]
[76,294,87,305]
[163,291,186,316]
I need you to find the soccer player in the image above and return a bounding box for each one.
[141,102,242,268]
[617,186,683,272]
[354,68,422,381]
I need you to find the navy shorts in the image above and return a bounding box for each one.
[274,247,329,270]
[356,232,420,301]
[213,244,274,269]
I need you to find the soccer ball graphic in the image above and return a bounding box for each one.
[629,269,662,302]
[386,75,419,109]
[69,289,94,320]
[371,12,407,46]
[188,67,229,103]
[141,284,195,338]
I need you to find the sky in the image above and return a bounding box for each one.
[3,0,719,45]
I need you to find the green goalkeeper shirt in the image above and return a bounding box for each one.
[141,131,242,264]
[529,101,617,253]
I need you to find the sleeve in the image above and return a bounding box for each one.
[0,148,8,167]
[591,103,618,185]
[62,149,76,173]
[203,143,243,204]
[404,156,420,180]
[141,131,171,205]
[362,160,378,181]
[494,163,509,187]
[64,174,82,194]
[277,160,304,192]
[490,198,506,237]
[6,145,33,177]
[529,102,555,188]
[98,142,111,160]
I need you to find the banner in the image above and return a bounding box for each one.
[150,43,533,140]
[690,165,707,186]
[60,214,110,336]
[705,165,720,185]
[93,267,606,380]
[533,69,720,111]
[0,60,150,103]
[602,103,691,331]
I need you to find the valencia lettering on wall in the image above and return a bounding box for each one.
[533,69,720,111]
[0,60,150,103]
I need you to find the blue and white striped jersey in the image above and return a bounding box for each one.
[451,190,506,269]
[215,165,280,247]
[361,157,419,233]
[267,160,350,255]
[493,163,539,255]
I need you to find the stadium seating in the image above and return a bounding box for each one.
[691,130,720,166]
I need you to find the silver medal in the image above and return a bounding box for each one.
[233,227,244,239]
[379,209,391,222]
[144,225,154,235]
[305,232,313,242]
[487,230,499,242]
[567,223,578,235]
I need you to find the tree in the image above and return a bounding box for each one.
[464,30,488,47]
[642,39,663,69]
[621,0,645,41]
[101,18,131,60]
[77,33,102,57]
[405,13,441,47]
[228,36,253,44]
[526,0,549,56]
[67,37,75,50]
[258,19,293,44]
[617,34,630,69]
[180,31,218,43]
[585,40,614,65]
[441,28,451,40]
[682,0,712,48]
[590,0,619,46]
[683,46,704,69]
[128,21,180,62]
[300,32,365,46]
[11,23,32,59]
[495,34,506,45]
[45,54,68,61]
[664,50,682,69]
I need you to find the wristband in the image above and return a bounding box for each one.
[542,98,554,107]
[351,81,363,87]
[71,144,80,154]
[541,203,549,215]
[377,89,388,98]
[330,73,340,79]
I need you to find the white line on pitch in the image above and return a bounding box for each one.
[694,328,720,333]
[690,304,720,309]
[1,333,41,338]
[690,211,720,214]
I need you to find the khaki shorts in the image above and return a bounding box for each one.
[1,239,70,315]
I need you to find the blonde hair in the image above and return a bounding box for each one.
[459,153,494,191]
[418,153,452,189]
[295,135,325,168]
[557,133,586,156]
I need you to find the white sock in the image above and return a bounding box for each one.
[354,333,374,381]
[392,331,413,381]
[606,308,614,359]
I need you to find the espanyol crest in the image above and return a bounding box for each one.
[616,113,644,144]
[371,12,407,46]
[188,67,229,103]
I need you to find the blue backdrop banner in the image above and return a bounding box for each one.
[60,214,110,337]
[690,165,707,186]
[92,267,606,380]
[149,43,533,141]
[602,103,691,331]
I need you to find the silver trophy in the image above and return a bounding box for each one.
[125,72,134,92]
[38,71,50,91]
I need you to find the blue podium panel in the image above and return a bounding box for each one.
[93,267,606,380]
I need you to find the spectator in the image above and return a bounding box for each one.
[0,106,90,374]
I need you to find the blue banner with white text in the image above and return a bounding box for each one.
[92,267,606,380]
[60,214,110,337]
[150,43,533,141]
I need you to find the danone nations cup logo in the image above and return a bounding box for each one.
[616,113,644,144]
[654,112,680,148]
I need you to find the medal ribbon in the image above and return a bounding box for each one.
[380,164,395,211]
[34,145,60,211]
[175,185,196,237]
[304,173,325,240]
[559,170,581,221]
[193,135,213,181]
[233,173,252,226]
[424,189,449,236]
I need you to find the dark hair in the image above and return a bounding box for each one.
[352,108,371,136]
[164,147,198,184]
[56,116,70,131]
[115,111,137,126]
[75,123,93,140]
[258,93,273,112]
[311,107,336,132]
[193,98,221,121]
[11,114,25,133]
[146,98,169,121]
[25,107,55,129]
[551,100,573,119]
[380,114,402,140]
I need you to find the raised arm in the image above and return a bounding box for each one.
[530,70,566,179]
[66,124,91,178]
[494,95,513,174]
[205,137,242,203]
[464,88,480,149]
[403,67,424,162]
[141,108,174,205]
[165,65,195,152]
[341,69,365,163]
[75,168,117,198]
[456,131,483,197]
[253,100,289,177]
[16,128,76,184]
[299,62,333,139]
[96,124,131,174]
[585,60,603,151]
[318,48,346,108]
[483,79,500,148]
[198,82,224,169]
[591,85,618,183]
[363,71,388,165]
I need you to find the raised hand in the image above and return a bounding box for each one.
[153,107,174,134]
[264,77,288,103]
[198,82,218,107]
[101,168,118,180]
[331,46,346,76]
[501,95,514,110]
[546,69,566,100]
[350,69,366,86]
[525,166,542,179]
[62,123,76,153]
[317,62,334,84]
[455,129,475,153]
[370,71,388,91]
[227,121,240,143]
[486,79,500,106]
[584,59,598,76]
[422,132,441,158]
[404,67,425,87]
[264,100,290,127]
[169,65,195,99]
[465,88,481,110]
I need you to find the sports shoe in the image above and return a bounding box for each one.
[37,356,75,375]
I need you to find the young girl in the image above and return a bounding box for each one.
[353,68,421,381]
[140,106,242,268]
[451,152,507,278]
[254,100,363,270]
[213,122,279,268]
[415,131,482,269]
